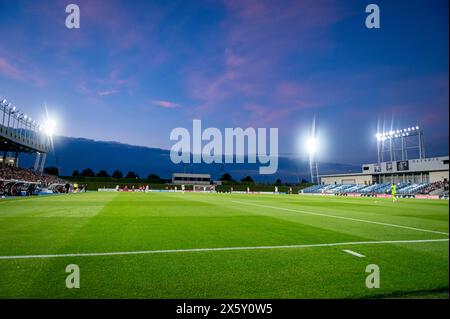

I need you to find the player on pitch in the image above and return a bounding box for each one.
[391,183,398,202]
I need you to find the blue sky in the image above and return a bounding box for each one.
[0,0,448,165]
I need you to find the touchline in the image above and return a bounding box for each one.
[170,119,278,174]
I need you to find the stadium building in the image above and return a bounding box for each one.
[320,156,449,185]
[1,97,68,196]
[304,126,449,198]
[0,100,50,172]
[171,173,211,185]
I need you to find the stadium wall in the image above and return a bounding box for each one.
[320,174,372,185]
[430,170,449,183]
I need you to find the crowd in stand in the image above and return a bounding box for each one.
[0,164,67,187]
[419,180,449,194]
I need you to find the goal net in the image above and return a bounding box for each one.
[193,185,215,192]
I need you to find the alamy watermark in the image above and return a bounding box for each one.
[170,120,278,175]
[365,4,380,29]
[65,4,80,29]
[365,264,380,289]
[65,264,80,289]
[64,4,380,30]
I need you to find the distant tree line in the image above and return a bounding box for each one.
[71,169,162,181]
[68,170,309,185]
[218,173,309,185]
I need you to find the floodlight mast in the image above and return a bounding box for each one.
[308,138,319,184]
[375,126,424,163]
[307,118,320,184]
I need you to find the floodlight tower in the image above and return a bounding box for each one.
[375,126,425,162]
[307,137,319,184]
[307,118,319,184]
[36,118,57,173]
[1,96,55,172]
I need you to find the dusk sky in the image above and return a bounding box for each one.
[0,0,448,165]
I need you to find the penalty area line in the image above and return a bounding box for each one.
[343,249,366,258]
[231,200,449,236]
[0,238,447,260]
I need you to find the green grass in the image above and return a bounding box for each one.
[0,192,448,298]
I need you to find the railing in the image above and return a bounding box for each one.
[0,99,50,153]
[302,182,436,195]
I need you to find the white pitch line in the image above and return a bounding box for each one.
[343,249,365,258]
[231,200,449,236]
[0,238,447,260]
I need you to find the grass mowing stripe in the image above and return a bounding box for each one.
[231,200,449,236]
[0,238,447,260]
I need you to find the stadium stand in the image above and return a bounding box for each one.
[344,184,368,193]
[302,184,325,193]
[0,164,68,196]
[0,164,66,186]
[301,181,449,197]
[419,180,449,195]
[397,183,428,195]
[359,183,388,194]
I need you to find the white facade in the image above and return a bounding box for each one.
[429,170,449,183]
[321,174,373,185]
[362,156,448,175]
[320,156,449,184]
[172,173,211,185]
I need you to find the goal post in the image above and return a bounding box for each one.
[193,185,215,192]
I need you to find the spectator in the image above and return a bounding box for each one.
[420,180,449,194]
[0,163,68,189]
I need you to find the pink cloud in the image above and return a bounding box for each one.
[422,112,448,126]
[276,82,308,99]
[225,0,269,19]
[97,90,118,96]
[80,0,129,31]
[225,48,246,67]
[153,100,181,108]
[0,55,47,88]
[224,0,349,29]
[183,0,351,119]
[0,57,22,79]
[243,103,298,127]
[75,68,135,99]
[96,69,135,87]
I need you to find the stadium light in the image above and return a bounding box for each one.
[305,116,320,184]
[376,125,421,141]
[306,137,317,155]
[44,119,56,136]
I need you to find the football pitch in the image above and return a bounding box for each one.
[0,192,448,299]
